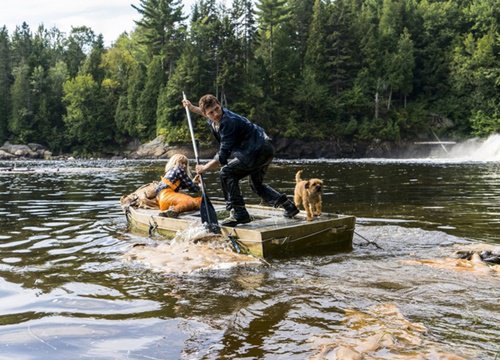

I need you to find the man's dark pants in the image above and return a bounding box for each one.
[219,141,285,217]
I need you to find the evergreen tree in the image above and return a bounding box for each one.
[63,74,113,154]
[126,63,147,138]
[64,26,96,77]
[0,27,12,143]
[9,62,33,142]
[296,0,329,127]
[231,0,257,73]
[80,34,105,83]
[30,65,51,144]
[156,48,199,142]
[451,32,499,136]
[114,94,130,141]
[132,0,187,77]
[46,61,69,152]
[255,0,290,91]
[325,0,359,96]
[10,22,32,67]
[137,56,165,140]
[1,1,496,152]
[387,28,414,109]
[288,0,314,72]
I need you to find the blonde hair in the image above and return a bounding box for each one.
[165,154,193,178]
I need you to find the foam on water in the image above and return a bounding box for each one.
[431,133,500,161]
[125,224,261,274]
[274,133,500,164]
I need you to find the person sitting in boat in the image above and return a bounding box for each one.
[157,154,202,218]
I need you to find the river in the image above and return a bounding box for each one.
[0,146,499,358]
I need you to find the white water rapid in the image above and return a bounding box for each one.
[431,133,500,161]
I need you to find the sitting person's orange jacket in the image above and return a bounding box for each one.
[156,154,201,217]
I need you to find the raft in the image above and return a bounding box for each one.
[123,202,355,258]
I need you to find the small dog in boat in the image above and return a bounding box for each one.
[294,170,323,221]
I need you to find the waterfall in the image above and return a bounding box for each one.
[430,134,500,161]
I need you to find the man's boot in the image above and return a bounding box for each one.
[275,195,299,218]
[221,207,252,227]
[282,199,299,218]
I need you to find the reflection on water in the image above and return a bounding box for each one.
[0,159,498,359]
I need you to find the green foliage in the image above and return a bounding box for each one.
[451,29,499,136]
[64,27,96,77]
[132,0,187,77]
[80,34,105,83]
[121,63,147,139]
[137,56,165,141]
[470,109,500,137]
[255,0,291,91]
[63,74,115,154]
[0,27,11,142]
[1,1,498,155]
[9,62,33,142]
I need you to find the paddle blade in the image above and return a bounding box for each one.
[200,194,220,234]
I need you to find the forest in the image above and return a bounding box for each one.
[0,0,498,156]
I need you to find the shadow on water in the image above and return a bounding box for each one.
[0,158,498,359]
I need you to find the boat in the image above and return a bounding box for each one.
[123,201,355,258]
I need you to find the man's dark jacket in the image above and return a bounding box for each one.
[208,108,270,167]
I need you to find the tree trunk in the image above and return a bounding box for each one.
[375,91,379,119]
[387,87,392,110]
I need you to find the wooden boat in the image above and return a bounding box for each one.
[123,202,355,258]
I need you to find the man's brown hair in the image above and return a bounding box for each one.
[198,94,220,114]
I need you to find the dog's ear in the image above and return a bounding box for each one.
[305,181,310,189]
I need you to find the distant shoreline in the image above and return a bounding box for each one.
[2,134,498,161]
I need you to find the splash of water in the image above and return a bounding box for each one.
[124,224,261,274]
[431,134,500,161]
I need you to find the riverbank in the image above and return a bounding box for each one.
[0,135,451,161]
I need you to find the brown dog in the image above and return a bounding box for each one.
[294,170,323,221]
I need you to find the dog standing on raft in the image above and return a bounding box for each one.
[294,170,323,221]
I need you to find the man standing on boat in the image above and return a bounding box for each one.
[182,94,299,226]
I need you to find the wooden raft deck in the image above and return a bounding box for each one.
[124,202,355,258]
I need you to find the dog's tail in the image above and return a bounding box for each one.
[295,170,303,184]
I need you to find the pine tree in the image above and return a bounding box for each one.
[80,34,105,83]
[63,74,114,154]
[126,63,146,138]
[9,62,33,142]
[46,61,69,152]
[0,27,12,143]
[64,26,96,77]
[156,48,200,142]
[10,22,32,67]
[255,0,290,91]
[297,0,329,125]
[132,0,187,77]
[231,0,257,73]
[137,56,165,140]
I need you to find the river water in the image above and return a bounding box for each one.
[0,150,499,358]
